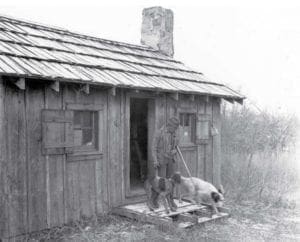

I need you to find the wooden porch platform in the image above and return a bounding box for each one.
[112,199,229,229]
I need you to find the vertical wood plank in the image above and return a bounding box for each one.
[26,83,47,232]
[198,97,205,114]
[197,98,206,180]
[178,148,197,177]
[107,90,122,206]
[5,84,27,236]
[197,145,206,179]
[212,98,222,188]
[95,90,108,214]
[64,85,80,222]
[147,98,156,177]
[120,90,125,203]
[0,79,9,238]
[124,91,131,197]
[79,161,95,217]
[66,162,80,222]
[45,87,65,227]
[205,101,213,183]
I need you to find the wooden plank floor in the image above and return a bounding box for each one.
[112,199,229,229]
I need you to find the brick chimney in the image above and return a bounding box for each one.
[141,6,174,57]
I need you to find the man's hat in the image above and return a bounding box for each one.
[167,117,180,127]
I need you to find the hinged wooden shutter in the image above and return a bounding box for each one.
[196,114,211,144]
[42,109,74,155]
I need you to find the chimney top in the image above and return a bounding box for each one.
[141,6,174,57]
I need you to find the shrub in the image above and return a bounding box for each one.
[221,103,299,207]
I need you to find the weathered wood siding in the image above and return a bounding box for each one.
[0,80,222,239]
[166,95,221,185]
[212,98,222,188]
[0,81,110,239]
[0,79,8,238]
[107,89,125,207]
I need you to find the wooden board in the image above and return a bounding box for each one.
[113,199,229,229]
[212,98,222,187]
[0,79,8,238]
[113,207,174,230]
[6,85,27,236]
[45,86,65,227]
[26,83,47,232]
[205,100,213,183]
[107,90,123,206]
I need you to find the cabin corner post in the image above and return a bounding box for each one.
[212,98,222,189]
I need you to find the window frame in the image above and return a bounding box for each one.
[66,103,104,158]
[196,113,211,144]
[178,112,197,145]
[73,110,98,152]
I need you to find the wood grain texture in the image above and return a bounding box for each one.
[204,101,213,183]
[64,85,108,220]
[64,85,81,222]
[197,145,206,179]
[5,84,27,236]
[0,79,8,238]
[178,147,197,177]
[107,90,122,206]
[45,87,65,227]
[212,98,222,188]
[96,90,108,213]
[26,83,47,232]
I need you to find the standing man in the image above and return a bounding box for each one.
[151,116,180,178]
[148,117,180,210]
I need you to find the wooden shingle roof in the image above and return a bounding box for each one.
[0,15,244,101]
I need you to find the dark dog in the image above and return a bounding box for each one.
[144,173,181,214]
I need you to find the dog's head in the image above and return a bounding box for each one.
[171,172,181,184]
[211,191,224,207]
[158,177,167,191]
[157,177,175,193]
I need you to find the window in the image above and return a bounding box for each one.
[73,111,98,151]
[42,103,103,156]
[179,113,196,144]
[196,114,211,143]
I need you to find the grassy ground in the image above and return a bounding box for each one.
[25,201,300,242]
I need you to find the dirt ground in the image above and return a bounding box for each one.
[24,201,300,242]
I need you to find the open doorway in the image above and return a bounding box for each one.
[130,98,149,194]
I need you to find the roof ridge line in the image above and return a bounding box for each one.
[0,14,168,54]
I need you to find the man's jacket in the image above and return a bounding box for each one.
[151,126,179,165]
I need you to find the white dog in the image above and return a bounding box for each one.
[178,175,224,214]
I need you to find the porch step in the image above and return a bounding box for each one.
[112,199,229,229]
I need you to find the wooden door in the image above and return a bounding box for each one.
[177,112,198,177]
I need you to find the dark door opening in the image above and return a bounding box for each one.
[130,98,149,193]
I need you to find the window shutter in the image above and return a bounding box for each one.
[42,109,74,155]
[196,114,211,144]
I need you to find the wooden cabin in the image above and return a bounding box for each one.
[0,7,244,238]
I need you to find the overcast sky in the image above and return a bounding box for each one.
[1,0,300,119]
